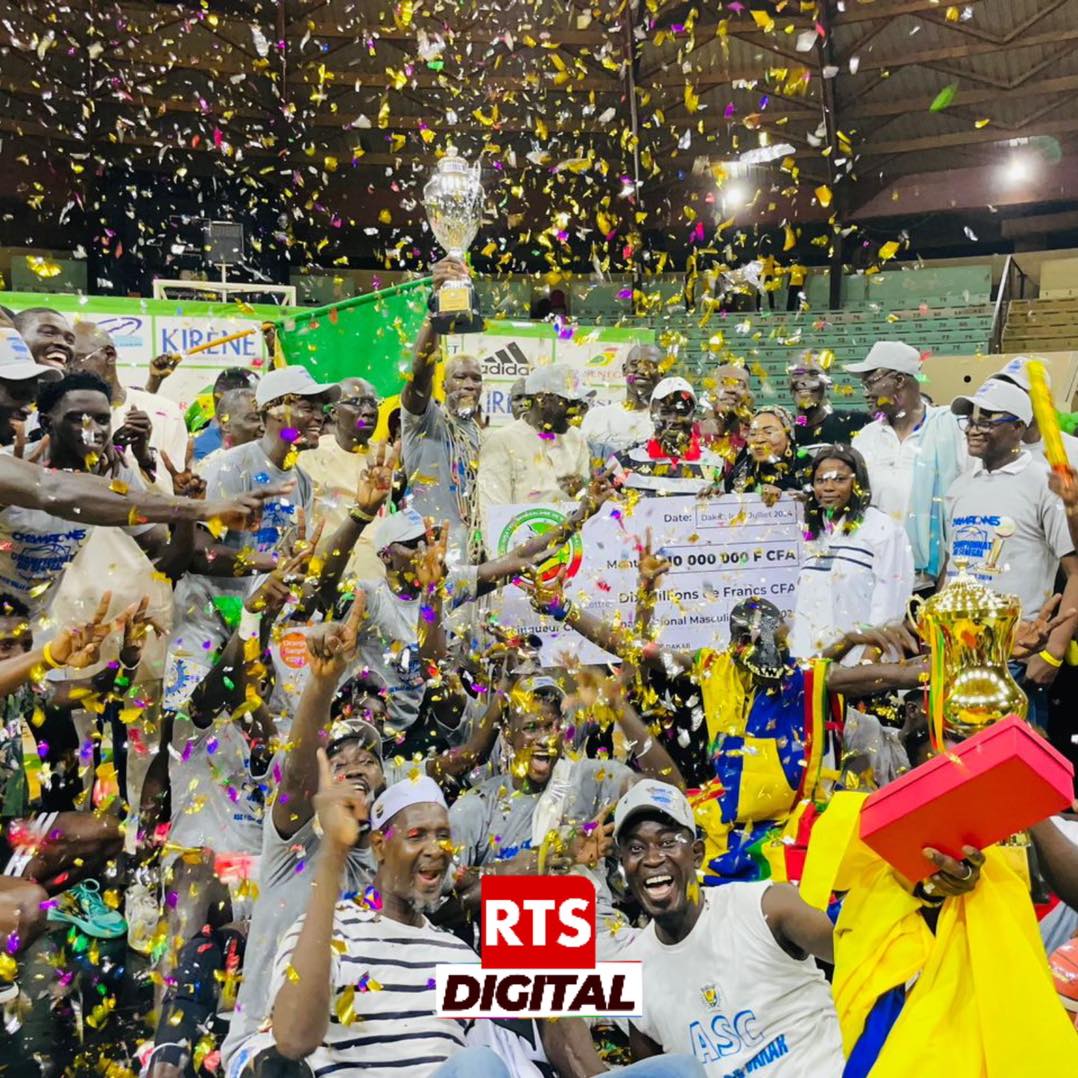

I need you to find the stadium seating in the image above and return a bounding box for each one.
[1003,297,1078,355]
[649,304,995,411]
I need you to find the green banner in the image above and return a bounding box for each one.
[275,277,432,397]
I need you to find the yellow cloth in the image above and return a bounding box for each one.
[801,792,1078,1073]
[695,647,753,743]
[300,435,385,583]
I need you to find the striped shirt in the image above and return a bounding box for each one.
[268,905,479,1077]
[609,439,725,497]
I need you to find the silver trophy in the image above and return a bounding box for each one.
[423,154,485,334]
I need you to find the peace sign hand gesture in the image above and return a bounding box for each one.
[162,439,206,499]
[637,527,671,594]
[49,591,116,669]
[245,513,326,617]
[115,594,166,669]
[355,441,401,518]
[413,518,449,593]
[569,803,616,869]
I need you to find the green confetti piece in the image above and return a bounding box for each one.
[211,595,245,631]
[929,82,958,112]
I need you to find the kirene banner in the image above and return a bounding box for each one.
[485,493,804,665]
[0,290,273,410]
[2,292,652,430]
[443,321,654,427]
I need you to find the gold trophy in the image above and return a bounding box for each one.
[916,519,1027,739]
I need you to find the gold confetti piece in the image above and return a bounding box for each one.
[815,184,833,208]
[285,964,300,984]
[751,10,775,32]
[337,985,356,1025]
[26,256,62,278]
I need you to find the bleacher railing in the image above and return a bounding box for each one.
[990,255,1030,354]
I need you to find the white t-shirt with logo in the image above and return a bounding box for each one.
[581,401,653,460]
[943,451,1074,619]
[167,716,265,856]
[0,456,154,618]
[622,883,843,1076]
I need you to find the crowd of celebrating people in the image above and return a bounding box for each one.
[2,256,1078,1077]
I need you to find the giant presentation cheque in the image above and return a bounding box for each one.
[486,493,804,664]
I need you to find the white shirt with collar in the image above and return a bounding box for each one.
[943,450,1074,619]
[852,404,968,525]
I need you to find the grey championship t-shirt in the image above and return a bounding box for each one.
[166,441,314,709]
[350,567,478,735]
[449,757,638,953]
[220,812,377,1070]
[944,452,1073,619]
[0,456,153,618]
[402,398,481,565]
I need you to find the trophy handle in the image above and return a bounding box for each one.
[906,593,924,631]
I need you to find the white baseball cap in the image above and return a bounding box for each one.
[991,355,1039,393]
[370,507,427,552]
[650,376,696,404]
[951,378,1033,426]
[0,327,61,383]
[844,340,922,376]
[255,365,341,407]
[327,717,383,760]
[613,780,696,844]
[515,674,566,699]
[371,775,447,831]
[524,364,592,402]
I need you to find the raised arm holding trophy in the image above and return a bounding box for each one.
[423,153,485,334]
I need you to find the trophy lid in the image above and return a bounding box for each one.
[921,567,1022,618]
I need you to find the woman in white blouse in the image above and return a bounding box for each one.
[790,444,915,663]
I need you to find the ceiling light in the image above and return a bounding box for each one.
[1003,155,1033,184]
[723,182,749,209]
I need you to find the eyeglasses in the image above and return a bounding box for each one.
[338,396,378,409]
[957,415,1021,432]
[861,370,899,391]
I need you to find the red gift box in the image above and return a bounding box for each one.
[859,716,1074,882]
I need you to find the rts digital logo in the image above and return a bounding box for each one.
[497,508,584,584]
[434,876,642,1019]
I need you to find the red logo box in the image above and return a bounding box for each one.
[481,875,596,970]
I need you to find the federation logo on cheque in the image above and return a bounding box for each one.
[497,508,584,583]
